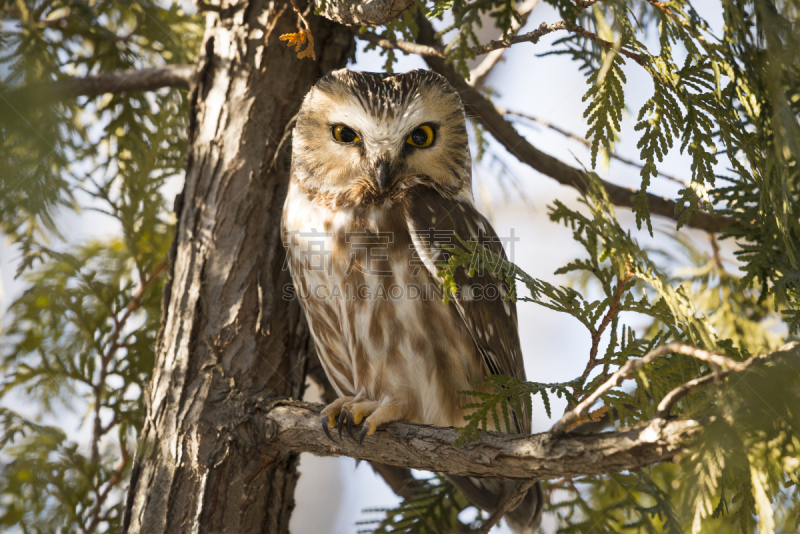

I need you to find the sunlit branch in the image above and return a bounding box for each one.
[552,341,799,435]
[354,29,445,57]
[470,21,645,66]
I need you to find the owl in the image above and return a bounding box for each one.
[281,69,542,532]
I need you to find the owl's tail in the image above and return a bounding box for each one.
[447,476,543,533]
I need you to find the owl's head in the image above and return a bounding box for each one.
[291,69,471,204]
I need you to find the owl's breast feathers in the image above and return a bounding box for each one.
[282,179,528,432]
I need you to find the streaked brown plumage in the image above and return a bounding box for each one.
[282,68,542,532]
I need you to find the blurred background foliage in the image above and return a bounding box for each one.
[1,0,799,533]
[0,1,200,531]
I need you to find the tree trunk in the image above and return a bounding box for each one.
[123,2,353,532]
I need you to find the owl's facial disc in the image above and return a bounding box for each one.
[293,69,472,202]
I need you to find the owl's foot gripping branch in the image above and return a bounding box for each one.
[321,396,406,445]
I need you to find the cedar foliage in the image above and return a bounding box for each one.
[1,1,799,533]
[0,2,201,531]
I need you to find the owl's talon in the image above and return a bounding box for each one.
[346,411,357,440]
[321,416,336,442]
[359,425,369,446]
[337,409,347,438]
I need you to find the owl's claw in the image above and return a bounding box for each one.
[337,409,348,439]
[322,398,391,444]
[321,416,336,442]
[346,412,357,440]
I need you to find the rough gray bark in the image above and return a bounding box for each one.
[121,2,353,533]
[253,402,701,480]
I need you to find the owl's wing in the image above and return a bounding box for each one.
[404,188,529,433]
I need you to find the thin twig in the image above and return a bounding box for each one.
[583,266,634,394]
[552,341,799,435]
[468,0,542,87]
[572,267,632,403]
[655,341,799,418]
[91,262,167,462]
[709,233,724,269]
[354,20,645,67]
[502,108,689,187]
[471,21,646,66]
[354,29,445,58]
[646,0,715,52]
[85,449,130,534]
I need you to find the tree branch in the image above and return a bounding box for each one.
[4,65,194,104]
[468,0,542,87]
[354,18,645,69]
[253,401,700,481]
[654,341,800,418]
[471,21,645,65]
[246,342,798,485]
[577,265,634,397]
[552,341,799,435]
[413,17,732,233]
[354,29,445,58]
[502,108,688,187]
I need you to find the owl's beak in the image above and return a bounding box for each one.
[375,158,392,191]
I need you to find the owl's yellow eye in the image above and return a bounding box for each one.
[333,125,360,143]
[406,125,434,148]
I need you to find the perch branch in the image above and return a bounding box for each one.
[254,401,700,480]
[253,343,792,485]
